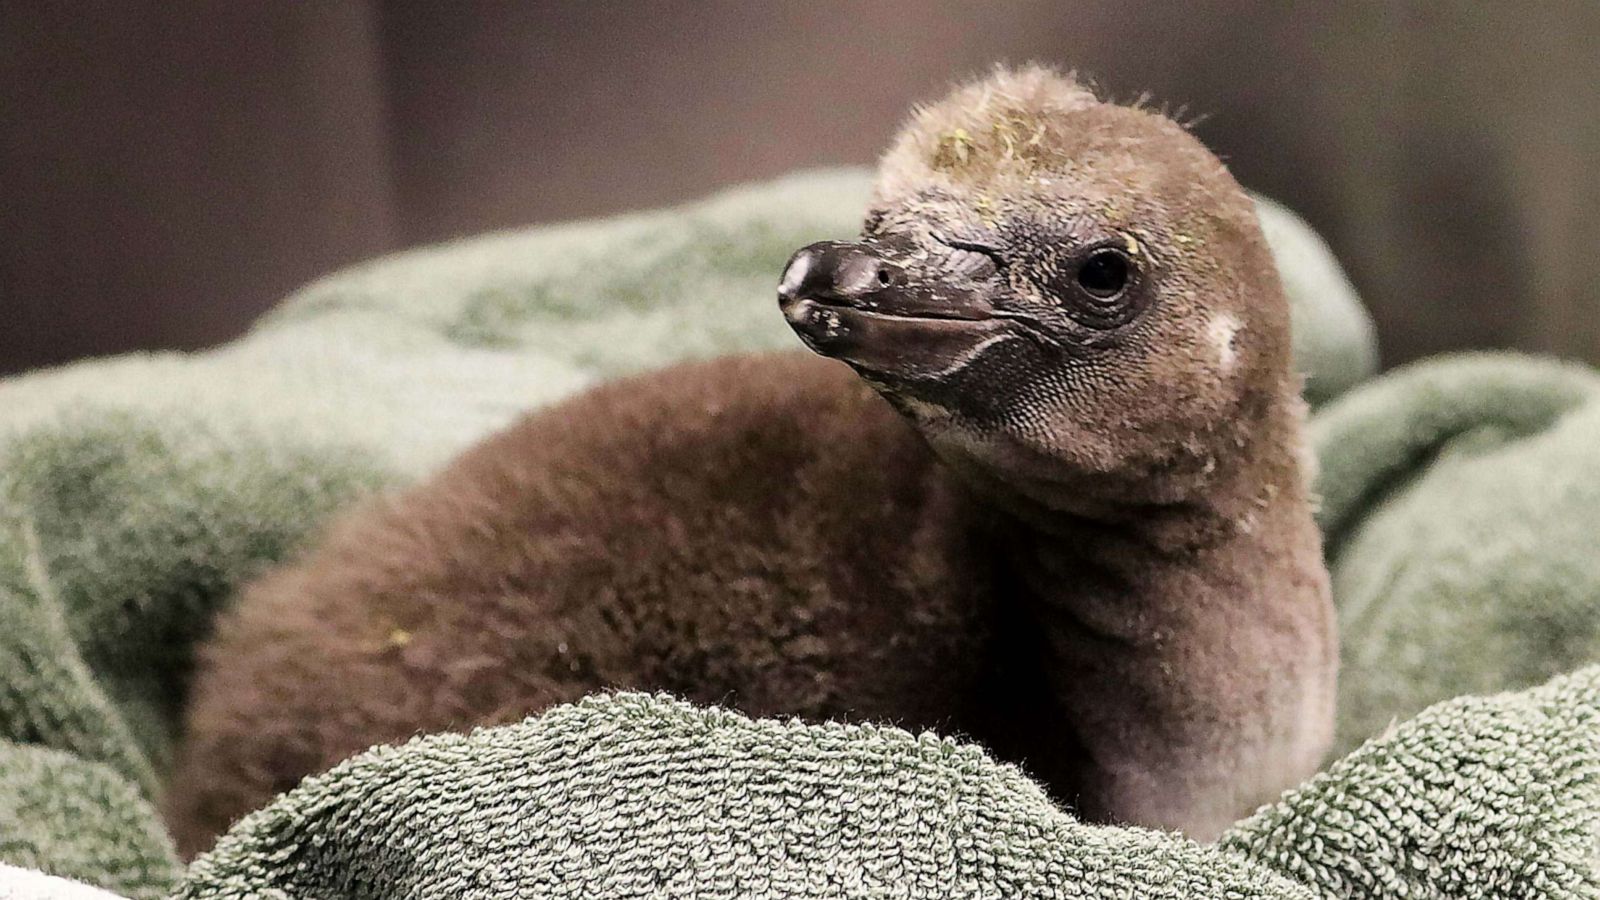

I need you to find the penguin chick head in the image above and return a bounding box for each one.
[779,65,1297,510]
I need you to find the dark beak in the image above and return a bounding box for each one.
[777,239,1010,379]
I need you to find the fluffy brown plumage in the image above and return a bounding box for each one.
[165,65,1335,855]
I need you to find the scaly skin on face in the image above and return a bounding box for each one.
[781,65,1336,837]
[784,66,1297,514]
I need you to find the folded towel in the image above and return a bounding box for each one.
[1312,353,1600,751]
[0,745,172,899]
[1225,663,1600,898]
[1252,193,1377,406]
[175,670,1600,899]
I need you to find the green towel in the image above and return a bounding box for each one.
[1252,194,1377,407]
[0,744,174,900]
[6,165,1564,898]
[1224,663,1600,898]
[174,671,1600,899]
[1312,352,1600,752]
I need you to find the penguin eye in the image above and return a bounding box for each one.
[1041,244,1144,329]
[1076,249,1130,299]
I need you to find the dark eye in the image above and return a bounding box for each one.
[1040,244,1144,330]
[1076,249,1130,298]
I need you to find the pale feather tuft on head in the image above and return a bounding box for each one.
[874,64,1108,207]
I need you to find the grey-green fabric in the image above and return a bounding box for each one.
[0,165,1593,897]
[0,745,174,900]
[1223,663,1600,899]
[1312,352,1600,752]
[177,673,1600,900]
[1252,193,1376,406]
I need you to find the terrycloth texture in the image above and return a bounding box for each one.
[1223,663,1600,898]
[175,674,1600,899]
[1312,352,1600,752]
[0,746,171,899]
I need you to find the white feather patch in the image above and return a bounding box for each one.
[1208,312,1241,371]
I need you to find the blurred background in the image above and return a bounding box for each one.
[3,2,1597,375]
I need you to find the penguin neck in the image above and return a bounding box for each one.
[962,382,1332,834]
[994,426,1314,608]
[965,381,1312,564]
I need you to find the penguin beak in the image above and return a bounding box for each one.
[777,239,1010,380]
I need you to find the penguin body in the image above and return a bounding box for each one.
[166,354,1000,853]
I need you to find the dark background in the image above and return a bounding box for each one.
[3,2,1597,375]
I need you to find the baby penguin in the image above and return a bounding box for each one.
[165,66,1335,855]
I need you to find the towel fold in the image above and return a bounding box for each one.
[1313,353,1600,751]
[175,670,1600,899]
[0,745,173,899]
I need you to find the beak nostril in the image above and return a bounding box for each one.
[778,240,894,306]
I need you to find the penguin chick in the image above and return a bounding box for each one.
[165,65,1334,854]
[779,64,1335,840]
